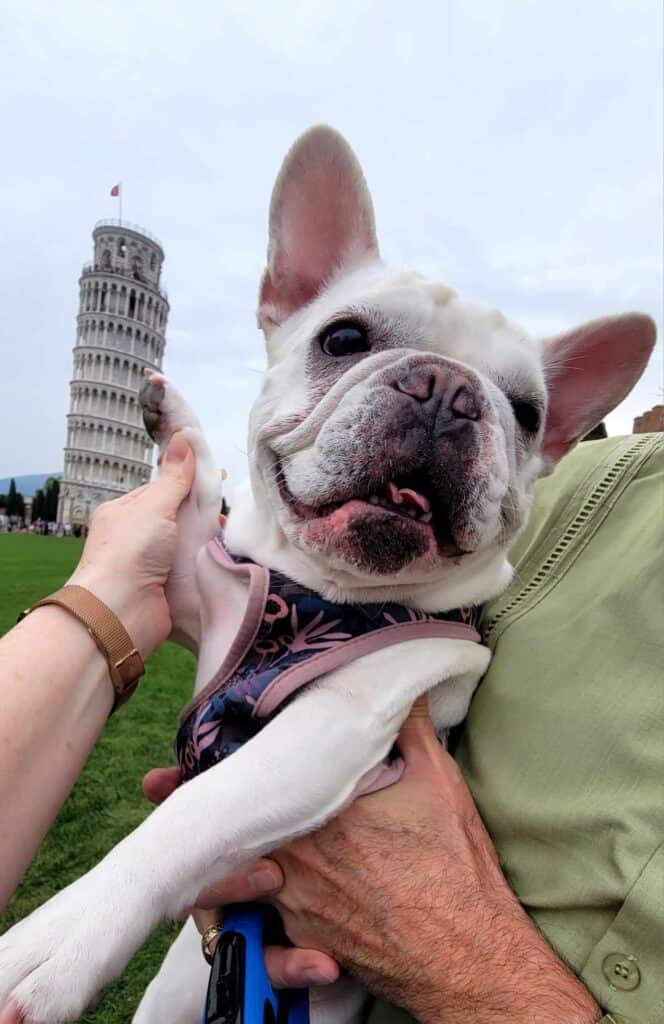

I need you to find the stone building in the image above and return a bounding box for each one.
[633,404,664,433]
[58,220,169,527]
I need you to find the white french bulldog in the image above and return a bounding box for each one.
[0,126,655,1024]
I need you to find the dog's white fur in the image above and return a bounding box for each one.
[0,127,654,1024]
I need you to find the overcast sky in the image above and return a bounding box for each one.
[1,0,661,491]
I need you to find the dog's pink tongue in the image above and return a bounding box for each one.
[385,481,431,514]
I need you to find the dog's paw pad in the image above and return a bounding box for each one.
[139,378,168,443]
[139,376,201,450]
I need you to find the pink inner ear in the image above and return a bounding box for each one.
[542,313,656,463]
[259,126,379,328]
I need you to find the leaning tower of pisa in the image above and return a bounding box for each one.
[57,220,169,527]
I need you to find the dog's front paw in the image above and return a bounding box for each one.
[139,371,203,449]
[138,371,220,511]
[0,879,144,1023]
[140,370,168,443]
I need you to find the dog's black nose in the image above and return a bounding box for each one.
[392,363,481,424]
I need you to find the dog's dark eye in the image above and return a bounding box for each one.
[510,398,541,434]
[319,321,370,357]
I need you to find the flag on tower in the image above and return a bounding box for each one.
[110,184,120,196]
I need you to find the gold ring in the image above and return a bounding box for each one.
[201,923,222,965]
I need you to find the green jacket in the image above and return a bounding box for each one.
[369,434,664,1024]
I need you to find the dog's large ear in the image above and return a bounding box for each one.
[258,126,379,336]
[541,313,655,465]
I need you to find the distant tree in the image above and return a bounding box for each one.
[0,494,6,510]
[44,477,60,521]
[6,479,17,514]
[6,479,25,517]
[32,489,45,520]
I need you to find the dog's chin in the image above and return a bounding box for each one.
[295,499,437,575]
[274,459,480,578]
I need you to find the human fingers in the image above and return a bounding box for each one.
[66,434,194,654]
[142,767,182,804]
[0,1001,23,1023]
[397,696,447,766]
[146,433,195,517]
[395,700,495,852]
[264,945,339,988]
[194,867,339,992]
[196,860,284,909]
[192,919,338,991]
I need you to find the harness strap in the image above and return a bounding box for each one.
[182,538,482,725]
[180,538,270,722]
[253,618,480,718]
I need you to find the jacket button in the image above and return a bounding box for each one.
[602,953,641,991]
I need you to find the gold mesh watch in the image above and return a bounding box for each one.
[21,585,144,710]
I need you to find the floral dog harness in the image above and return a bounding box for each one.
[176,536,481,791]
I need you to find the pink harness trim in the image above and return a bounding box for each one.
[254,618,480,718]
[180,539,270,723]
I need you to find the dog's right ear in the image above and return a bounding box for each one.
[541,312,656,466]
[258,126,379,337]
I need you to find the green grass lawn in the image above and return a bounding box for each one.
[0,534,197,1021]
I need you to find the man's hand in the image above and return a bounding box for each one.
[144,704,601,1023]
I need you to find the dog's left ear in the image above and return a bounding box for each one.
[258,125,379,337]
[541,312,656,465]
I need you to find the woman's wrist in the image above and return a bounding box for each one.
[16,603,114,711]
[66,568,170,659]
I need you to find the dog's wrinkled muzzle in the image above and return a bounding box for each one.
[262,349,412,458]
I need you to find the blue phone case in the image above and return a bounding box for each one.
[201,903,310,1024]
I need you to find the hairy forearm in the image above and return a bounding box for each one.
[346,827,602,1024]
[0,608,113,908]
[411,899,601,1024]
[274,810,601,1024]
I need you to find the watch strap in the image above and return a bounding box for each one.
[28,585,144,710]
